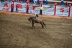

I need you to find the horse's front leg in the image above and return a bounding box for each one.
[32,22,35,28]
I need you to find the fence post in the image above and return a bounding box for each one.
[68,4,71,17]
[54,3,57,15]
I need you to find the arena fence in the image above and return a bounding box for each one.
[0,1,72,17]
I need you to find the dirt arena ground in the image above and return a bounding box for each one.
[0,11,72,48]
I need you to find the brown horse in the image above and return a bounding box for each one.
[28,16,46,28]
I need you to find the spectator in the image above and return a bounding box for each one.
[4,0,8,7]
[12,0,15,3]
[39,6,43,15]
[26,4,29,14]
[33,0,37,4]
[65,2,68,7]
[61,0,64,5]
[40,0,43,7]
[32,4,36,13]
[16,4,18,12]
[11,2,14,12]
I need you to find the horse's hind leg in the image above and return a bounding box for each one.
[43,22,46,26]
[42,22,46,28]
[42,25,44,28]
[40,23,44,28]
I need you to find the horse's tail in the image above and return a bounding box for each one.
[43,22,46,26]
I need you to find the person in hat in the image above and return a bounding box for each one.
[35,14,38,20]
[11,2,14,12]
[16,3,18,12]
[39,6,43,15]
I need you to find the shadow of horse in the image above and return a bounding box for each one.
[28,16,46,28]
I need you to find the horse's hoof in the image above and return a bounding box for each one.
[32,26,35,28]
[42,27,44,28]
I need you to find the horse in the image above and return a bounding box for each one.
[28,16,46,28]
